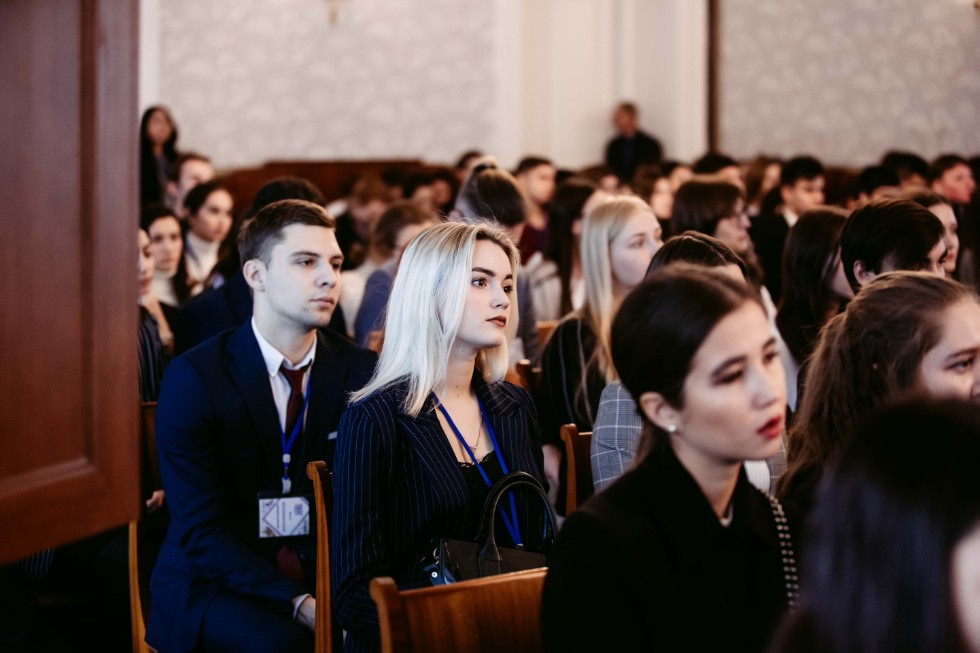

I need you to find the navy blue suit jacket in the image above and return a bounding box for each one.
[147,322,376,653]
[331,377,546,653]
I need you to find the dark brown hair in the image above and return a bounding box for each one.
[237,199,336,266]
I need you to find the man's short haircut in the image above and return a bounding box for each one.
[929,154,969,183]
[854,165,900,197]
[880,150,929,183]
[249,176,325,216]
[692,152,739,174]
[237,199,335,266]
[840,198,945,290]
[780,155,824,186]
[616,101,638,117]
[167,151,211,182]
[514,156,553,176]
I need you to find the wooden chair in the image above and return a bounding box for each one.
[536,320,559,351]
[513,358,541,394]
[306,460,337,653]
[128,402,159,653]
[559,424,594,515]
[370,568,547,653]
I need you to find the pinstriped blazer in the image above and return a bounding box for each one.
[331,375,546,653]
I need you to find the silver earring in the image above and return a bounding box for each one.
[667,424,677,433]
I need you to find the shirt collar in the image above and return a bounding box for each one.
[783,208,800,228]
[251,317,316,377]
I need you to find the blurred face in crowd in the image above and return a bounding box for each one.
[519,164,557,207]
[917,298,980,401]
[761,163,781,200]
[933,164,976,206]
[782,176,826,216]
[148,215,183,276]
[138,229,154,298]
[609,208,662,295]
[394,220,435,259]
[172,159,215,217]
[641,302,785,472]
[668,165,694,193]
[649,178,674,219]
[712,200,751,255]
[613,106,637,136]
[146,109,173,147]
[929,202,960,275]
[188,189,234,244]
[716,166,746,194]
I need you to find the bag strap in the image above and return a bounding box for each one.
[476,471,558,564]
[765,493,799,610]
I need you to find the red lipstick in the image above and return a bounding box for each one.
[756,416,783,440]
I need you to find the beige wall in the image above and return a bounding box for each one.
[718,0,980,165]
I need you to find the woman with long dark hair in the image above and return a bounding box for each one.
[778,272,980,516]
[183,180,235,295]
[772,399,980,653]
[543,266,796,651]
[775,207,853,410]
[139,105,179,207]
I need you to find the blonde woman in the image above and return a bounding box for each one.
[538,195,662,496]
[331,221,548,653]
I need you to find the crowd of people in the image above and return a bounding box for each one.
[11,100,979,652]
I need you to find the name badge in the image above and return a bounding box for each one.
[258,496,310,538]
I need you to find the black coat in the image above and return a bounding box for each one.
[541,436,797,653]
[604,130,664,183]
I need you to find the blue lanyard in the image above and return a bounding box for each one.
[434,396,523,548]
[280,377,312,495]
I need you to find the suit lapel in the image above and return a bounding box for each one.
[297,332,348,470]
[225,324,282,481]
[400,397,469,500]
[474,378,524,473]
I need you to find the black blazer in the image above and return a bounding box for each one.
[331,376,546,653]
[749,211,791,302]
[147,323,376,653]
[541,436,797,653]
[604,129,663,182]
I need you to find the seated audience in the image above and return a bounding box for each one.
[539,196,662,493]
[514,156,557,260]
[140,105,179,207]
[880,149,929,190]
[332,221,548,653]
[542,266,796,652]
[840,197,946,292]
[182,180,235,295]
[604,101,663,183]
[631,163,674,232]
[452,148,484,184]
[849,164,901,206]
[771,399,980,653]
[148,199,376,653]
[778,271,980,517]
[351,202,438,345]
[662,159,694,192]
[452,157,542,365]
[524,176,608,321]
[906,188,961,277]
[775,207,852,411]
[334,175,390,270]
[174,176,342,353]
[692,151,744,191]
[591,232,781,494]
[165,151,214,218]
[138,227,171,401]
[751,155,826,301]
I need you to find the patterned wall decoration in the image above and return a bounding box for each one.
[719,0,980,165]
[159,0,495,168]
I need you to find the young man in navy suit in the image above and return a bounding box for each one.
[147,199,376,653]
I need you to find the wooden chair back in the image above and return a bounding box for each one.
[129,402,158,653]
[559,424,594,514]
[370,568,547,653]
[306,461,335,653]
[514,359,541,395]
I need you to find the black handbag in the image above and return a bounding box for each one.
[425,471,558,585]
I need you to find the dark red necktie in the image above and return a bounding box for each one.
[280,363,310,437]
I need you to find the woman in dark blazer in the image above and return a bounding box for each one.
[542,266,798,652]
[332,221,547,653]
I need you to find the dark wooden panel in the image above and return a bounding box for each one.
[0,0,140,563]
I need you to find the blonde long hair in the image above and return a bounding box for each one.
[349,220,520,416]
[578,195,654,384]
